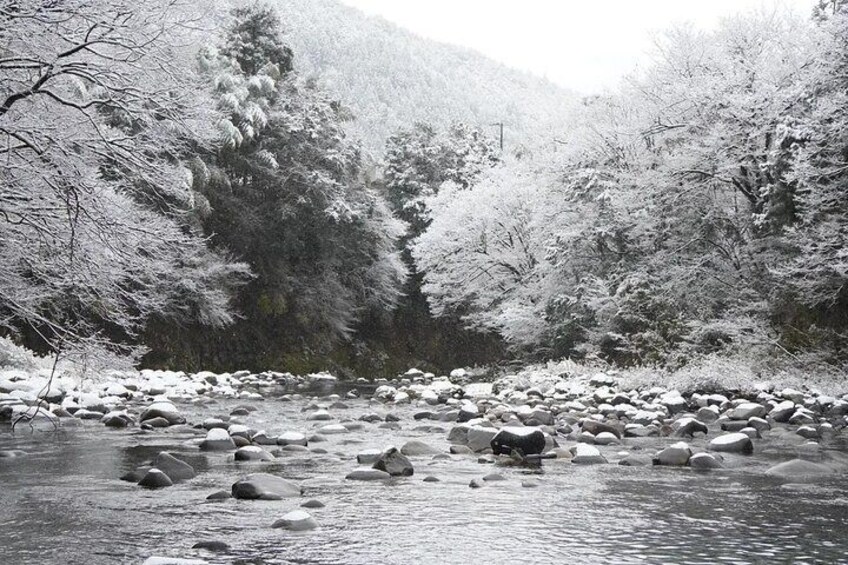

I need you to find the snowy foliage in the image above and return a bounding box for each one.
[195,4,407,345]
[0,0,249,355]
[414,7,848,368]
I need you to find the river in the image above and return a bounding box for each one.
[1,392,847,564]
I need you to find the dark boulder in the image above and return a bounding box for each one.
[490,426,546,456]
[372,447,414,476]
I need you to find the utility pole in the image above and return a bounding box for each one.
[491,122,504,151]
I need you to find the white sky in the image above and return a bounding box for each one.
[339,0,818,93]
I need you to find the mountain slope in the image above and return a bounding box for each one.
[270,0,578,153]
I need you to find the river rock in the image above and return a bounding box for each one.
[154,452,195,481]
[357,449,382,464]
[306,409,332,421]
[765,458,832,479]
[593,431,620,445]
[251,431,278,445]
[796,426,820,440]
[101,411,134,428]
[456,404,479,423]
[709,432,754,454]
[272,510,318,531]
[346,468,391,481]
[206,490,232,500]
[490,426,546,456]
[231,473,302,500]
[316,424,348,435]
[301,499,325,508]
[200,428,236,451]
[689,452,722,469]
[466,426,498,452]
[747,417,770,434]
[770,400,796,423]
[570,444,608,465]
[673,417,708,438]
[138,468,173,488]
[142,558,208,565]
[139,401,184,426]
[401,440,440,456]
[695,406,720,423]
[235,446,275,461]
[654,442,692,466]
[618,454,651,466]
[727,402,766,420]
[372,447,414,476]
[581,419,622,439]
[277,431,308,447]
[192,541,229,552]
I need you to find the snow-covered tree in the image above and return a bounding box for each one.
[384,122,500,237]
[0,0,248,358]
[194,4,406,351]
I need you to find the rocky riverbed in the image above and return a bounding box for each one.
[1,365,848,564]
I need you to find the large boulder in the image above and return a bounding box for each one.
[271,510,318,531]
[490,426,546,456]
[653,442,692,466]
[231,473,302,500]
[372,447,414,476]
[200,428,236,451]
[709,432,754,454]
[154,452,195,481]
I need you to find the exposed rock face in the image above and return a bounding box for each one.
[231,473,302,500]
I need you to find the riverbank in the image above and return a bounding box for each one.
[1,360,848,564]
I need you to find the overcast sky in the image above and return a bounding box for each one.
[339,0,817,93]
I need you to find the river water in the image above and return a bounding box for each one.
[1,393,847,565]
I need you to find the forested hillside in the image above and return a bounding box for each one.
[268,0,579,152]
